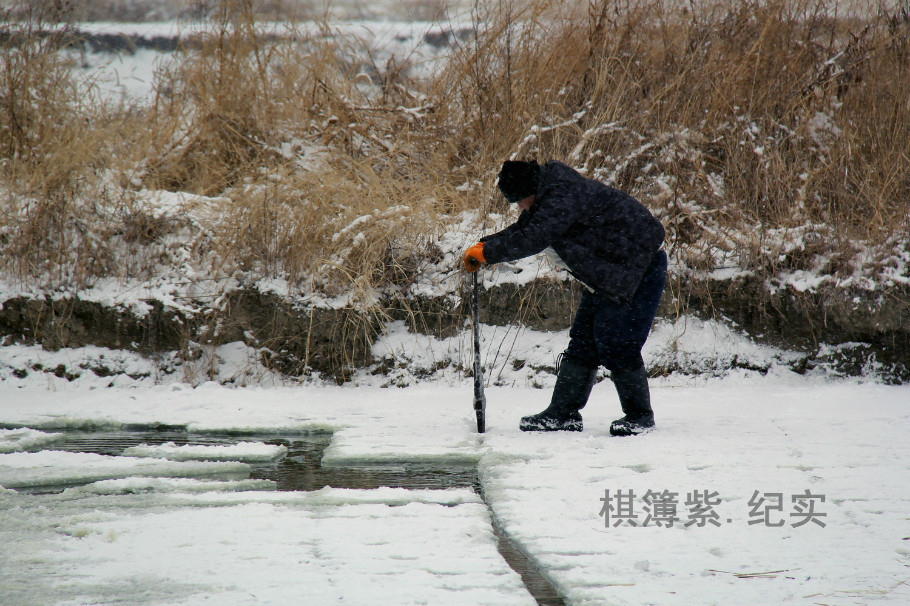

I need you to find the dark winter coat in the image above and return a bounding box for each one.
[481,161,665,305]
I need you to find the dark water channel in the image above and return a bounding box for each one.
[24,428,566,606]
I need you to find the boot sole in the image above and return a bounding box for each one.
[609,425,654,437]
[519,421,583,432]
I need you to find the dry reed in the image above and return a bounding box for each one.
[1,0,908,317]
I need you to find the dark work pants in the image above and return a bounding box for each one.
[565,250,667,372]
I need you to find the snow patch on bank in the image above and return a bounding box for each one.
[0,308,888,393]
[364,314,807,389]
[0,341,289,389]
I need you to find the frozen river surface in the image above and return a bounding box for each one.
[1,376,909,605]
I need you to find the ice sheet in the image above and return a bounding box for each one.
[0,450,251,489]
[122,441,288,462]
[0,374,908,605]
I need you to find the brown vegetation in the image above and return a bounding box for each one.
[1,0,908,379]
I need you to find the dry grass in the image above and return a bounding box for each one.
[0,1,133,284]
[2,0,909,311]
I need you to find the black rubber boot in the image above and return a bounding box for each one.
[609,366,655,436]
[520,357,597,432]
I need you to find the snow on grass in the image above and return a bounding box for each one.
[0,342,171,388]
[364,313,803,389]
[0,308,876,395]
[413,209,567,303]
[0,340,290,389]
[644,315,800,378]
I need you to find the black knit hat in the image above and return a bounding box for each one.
[497,160,540,203]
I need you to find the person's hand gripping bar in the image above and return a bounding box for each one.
[463,242,485,272]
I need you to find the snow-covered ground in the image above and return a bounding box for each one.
[1,370,908,605]
[3,7,908,605]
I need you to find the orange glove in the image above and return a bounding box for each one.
[463,242,485,272]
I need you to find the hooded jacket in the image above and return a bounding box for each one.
[481,161,665,305]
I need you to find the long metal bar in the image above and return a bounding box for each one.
[472,271,486,433]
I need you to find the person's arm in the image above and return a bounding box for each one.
[479,211,529,243]
[481,190,576,263]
